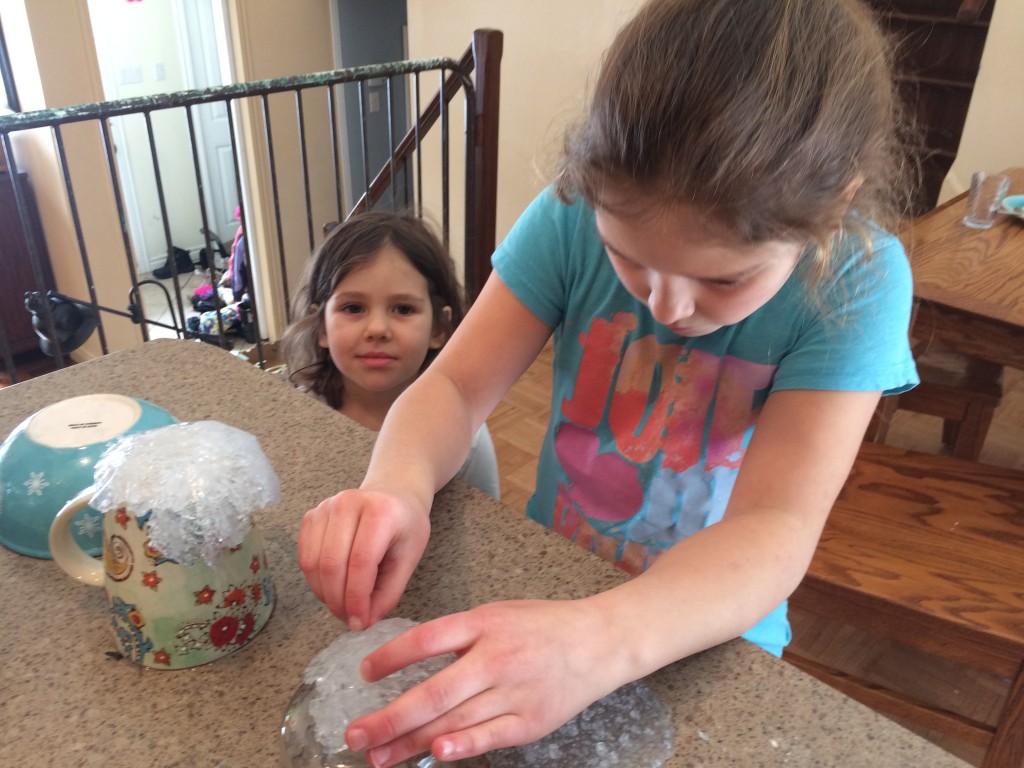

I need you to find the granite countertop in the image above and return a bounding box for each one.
[0,339,968,767]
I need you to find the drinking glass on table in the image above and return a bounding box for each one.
[963,171,1011,229]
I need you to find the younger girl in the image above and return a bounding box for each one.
[299,0,918,765]
[282,212,499,498]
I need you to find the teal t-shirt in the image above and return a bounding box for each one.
[492,189,919,656]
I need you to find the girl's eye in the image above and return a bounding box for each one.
[705,277,745,289]
[605,247,635,268]
[340,303,363,314]
[393,304,416,316]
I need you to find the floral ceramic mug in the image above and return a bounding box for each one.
[49,486,275,669]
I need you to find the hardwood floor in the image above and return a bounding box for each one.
[1,349,61,388]
[485,341,1024,767]
[485,341,555,515]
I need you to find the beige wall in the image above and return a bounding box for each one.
[409,0,1023,240]
[941,0,1024,201]
[407,0,644,247]
[225,0,336,337]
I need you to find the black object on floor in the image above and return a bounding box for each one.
[153,247,194,279]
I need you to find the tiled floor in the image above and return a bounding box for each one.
[135,254,252,355]
[136,268,210,341]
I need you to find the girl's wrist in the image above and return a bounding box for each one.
[358,477,433,518]
[577,589,653,688]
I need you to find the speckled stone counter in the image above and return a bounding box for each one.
[0,340,968,767]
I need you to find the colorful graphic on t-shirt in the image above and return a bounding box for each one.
[551,311,776,573]
[494,188,917,655]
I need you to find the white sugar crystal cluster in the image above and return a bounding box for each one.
[91,420,280,565]
[305,618,455,757]
[488,680,674,768]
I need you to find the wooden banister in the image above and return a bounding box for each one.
[466,29,502,301]
[348,29,503,302]
[347,45,475,219]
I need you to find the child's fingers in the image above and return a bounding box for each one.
[343,615,500,764]
[346,494,430,629]
[360,612,474,681]
[296,502,332,606]
[364,694,517,767]
[315,492,368,621]
[430,713,534,765]
[364,519,431,627]
[299,489,426,627]
[364,548,416,628]
[347,652,485,761]
[342,505,401,629]
[353,600,617,765]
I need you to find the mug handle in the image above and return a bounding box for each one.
[49,486,103,587]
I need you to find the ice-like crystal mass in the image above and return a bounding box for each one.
[90,420,280,565]
[304,618,455,756]
[282,618,673,768]
[487,680,674,768]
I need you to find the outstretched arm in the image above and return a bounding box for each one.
[298,272,553,628]
[343,385,881,766]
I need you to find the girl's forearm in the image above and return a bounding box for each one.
[585,509,818,681]
[362,370,479,508]
[361,273,552,512]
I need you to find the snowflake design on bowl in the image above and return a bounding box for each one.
[73,510,102,538]
[23,471,49,496]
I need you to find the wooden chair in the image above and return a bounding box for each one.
[869,346,1004,461]
[868,292,1007,462]
[861,0,1002,455]
[786,442,1024,767]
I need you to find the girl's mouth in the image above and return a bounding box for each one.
[357,352,397,368]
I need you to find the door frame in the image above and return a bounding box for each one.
[90,0,235,273]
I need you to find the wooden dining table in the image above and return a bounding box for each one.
[901,166,1024,371]
[0,340,970,766]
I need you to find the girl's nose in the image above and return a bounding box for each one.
[647,274,695,326]
[364,308,392,339]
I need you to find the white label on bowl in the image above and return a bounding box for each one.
[26,394,142,448]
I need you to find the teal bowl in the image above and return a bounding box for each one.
[0,394,178,558]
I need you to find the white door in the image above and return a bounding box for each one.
[179,0,237,250]
[88,0,235,272]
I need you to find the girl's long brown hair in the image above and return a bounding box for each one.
[556,0,916,273]
[281,212,464,409]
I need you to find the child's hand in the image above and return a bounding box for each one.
[343,599,625,767]
[298,488,431,628]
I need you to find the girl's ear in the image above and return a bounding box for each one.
[823,175,865,232]
[838,174,864,214]
[430,305,452,350]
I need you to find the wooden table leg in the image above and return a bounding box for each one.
[983,659,1024,768]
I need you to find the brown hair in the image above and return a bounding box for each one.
[555,0,915,273]
[281,212,464,409]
